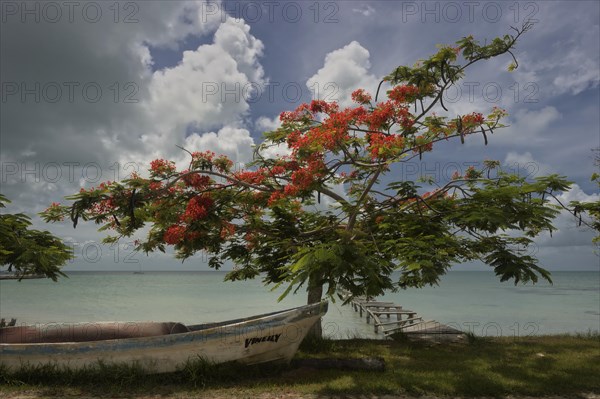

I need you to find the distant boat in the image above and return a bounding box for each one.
[0,273,45,280]
[0,302,328,373]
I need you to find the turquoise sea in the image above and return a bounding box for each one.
[0,271,598,338]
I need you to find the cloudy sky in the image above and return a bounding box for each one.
[1,1,598,272]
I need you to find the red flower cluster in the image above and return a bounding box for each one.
[267,191,286,206]
[164,225,186,245]
[231,162,300,190]
[234,170,266,185]
[280,104,310,123]
[244,232,257,249]
[287,106,370,154]
[309,99,339,114]
[413,135,433,153]
[363,101,413,132]
[283,184,299,196]
[181,171,210,189]
[269,165,286,175]
[351,89,372,104]
[98,181,113,190]
[460,112,485,132]
[297,158,325,187]
[291,126,343,153]
[367,133,405,159]
[284,160,300,171]
[291,168,314,189]
[449,166,480,181]
[78,181,114,194]
[213,155,234,172]
[339,170,358,179]
[150,159,176,176]
[388,85,420,104]
[220,222,235,239]
[267,157,326,206]
[280,100,339,124]
[367,102,396,131]
[44,202,65,221]
[148,181,163,191]
[91,197,116,216]
[421,189,441,199]
[464,166,480,179]
[190,151,218,171]
[47,202,61,209]
[181,195,213,223]
[191,151,215,162]
[167,186,183,195]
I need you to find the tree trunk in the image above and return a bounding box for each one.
[306,275,323,338]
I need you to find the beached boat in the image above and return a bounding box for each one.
[0,301,328,373]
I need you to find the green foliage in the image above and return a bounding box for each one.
[570,149,600,245]
[0,194,72,280]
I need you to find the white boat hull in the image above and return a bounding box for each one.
[0,302,327,373]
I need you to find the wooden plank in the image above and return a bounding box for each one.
[366,309,384,333]
[383,321,464,335]
[365,306,400,314]
[370,310,416,321]
[362,302,396,307]
[402,321,463,335]
[350,295,367,312]
[382,320,434,335]
[369,310,415,315]
[371,310,417,320]
[357,302,396,317]
[376,317,422,327]
[362,304,400,316]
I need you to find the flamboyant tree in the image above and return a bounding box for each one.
[0,194,72,280]
[43,23,586,335]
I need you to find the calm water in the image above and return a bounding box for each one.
[0,271,598,338]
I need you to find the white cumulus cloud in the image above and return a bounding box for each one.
[181,126,255,167]
[306,41,380,108]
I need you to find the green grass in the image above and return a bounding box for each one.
[1,334,599,398]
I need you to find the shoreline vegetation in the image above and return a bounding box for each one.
[1,333,599,398]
